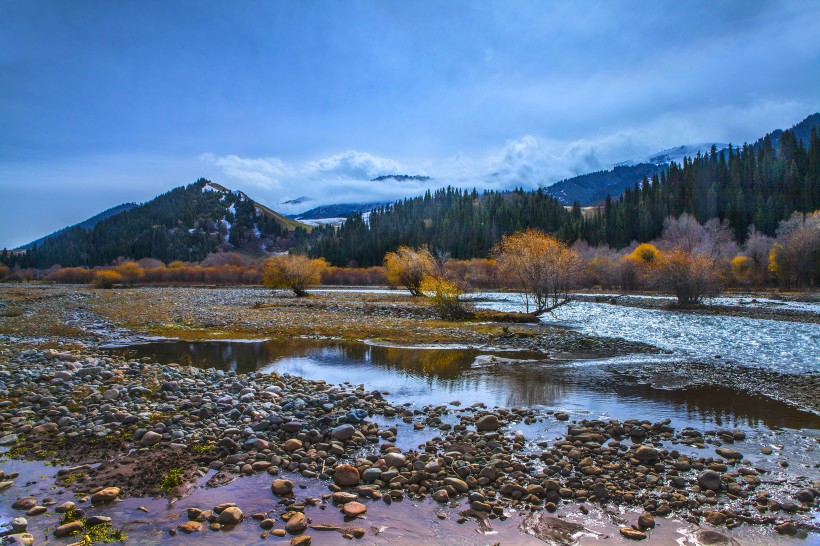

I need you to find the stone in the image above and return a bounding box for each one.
[620,528,647,540]
[179,521,201,533]
[3,534,34,546]
[698,470,722,491]
[637,513,655,530]
[285,512,307,534]
[330,424,356,441]
[331,492,358,504]
[432,489,450,503]
[10,517,28,533]
[260,519,276,530]
[91,487,121,504]
[444,477,469,493]
[216,506,244,525]
[475,414,500,431]
[291,536,312,546]
[271,479,294,496]
[86,515,111,526]
[704,511,726,525]
[333,464,360,486]
[634,445,659,461]
[11,497,37,510]
[54,520,84,537]
[715,447,742,460]
[283,439,303,452]
[342,501,367,517]
[383,452,406,468]
[361,467,382,483]
[140,430,162,446]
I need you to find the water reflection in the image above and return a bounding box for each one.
[107,340,819,431]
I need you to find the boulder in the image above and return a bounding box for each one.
[333,464,360,487]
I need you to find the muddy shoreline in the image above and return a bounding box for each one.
[1,285,819,544]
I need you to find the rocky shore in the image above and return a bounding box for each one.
[1,345,818,544]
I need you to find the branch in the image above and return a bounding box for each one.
[531,297,572,317]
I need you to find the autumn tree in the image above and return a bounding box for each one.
[113,261,145,285]
[0,263,9,282]
[263,254,328,296]
[92,270,123,289]
[493,229,579,314]
[383,246,436,296]
[650,248,720,305]
[419,275,469,320]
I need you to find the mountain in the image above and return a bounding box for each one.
[12,179,310,268]
[546,163,665,206]
[18,202,138,250]
[292,202,387,221]
[281,196,314,205]
[370,174,431,183]
[547,114,820,206]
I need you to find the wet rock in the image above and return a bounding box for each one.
[10,517,28,533]
[383,452,406,468]
[634,445,659,461]
[330,424,355,441]
[216,506,244,525]
[774,522,797,535]
[476,414,500,431]
[637,513,655,530]
[341,501,367,517]
[91,487,120,504]
[2,534,34,546]
[432,489,449,503]
[620,527,647,540]
[698,470,722,491]
[715,447,742,460]
[285,512,307,534]
[291,536,312,546]
[271,479,294,496]
[54,520,84,537]
[11,497,37,510]
[283,439,303,452]
[704,511,726,525]
[361,467,382,483]
[333,464,360,486]
[179,521,201,533]
[444,477,469,493]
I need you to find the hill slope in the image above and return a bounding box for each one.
[15,179,310,268]
[18,202,138,250]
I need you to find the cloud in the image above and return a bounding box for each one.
[305,150,402,180]
[198,153,293,189]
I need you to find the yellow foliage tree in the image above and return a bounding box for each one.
[114,261,145,284]
[730,255,752,286]
[493,229,579,314]
[419,275,469,320]
[383,246,436,296]
[92,270,123,289]
[630,243,660,265]
[263,254,328,297]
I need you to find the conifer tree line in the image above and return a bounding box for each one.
[301,127,820,266]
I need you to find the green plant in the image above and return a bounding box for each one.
[159,468,184,492]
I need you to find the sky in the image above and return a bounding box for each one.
[2,0,819,248]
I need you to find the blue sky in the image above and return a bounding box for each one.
[2,0,819,248]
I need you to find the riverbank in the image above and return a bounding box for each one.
[1,284,819,545]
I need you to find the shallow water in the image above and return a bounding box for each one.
[109,339,820,431]
[471,293,820,374]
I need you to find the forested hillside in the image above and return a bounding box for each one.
[303,124,820,266]
[5,180,307,268]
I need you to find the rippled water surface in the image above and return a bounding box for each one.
[471,293,820,374]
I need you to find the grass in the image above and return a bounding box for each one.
[159,467,184,492]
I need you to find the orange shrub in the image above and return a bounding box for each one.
[92,270,123,289]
